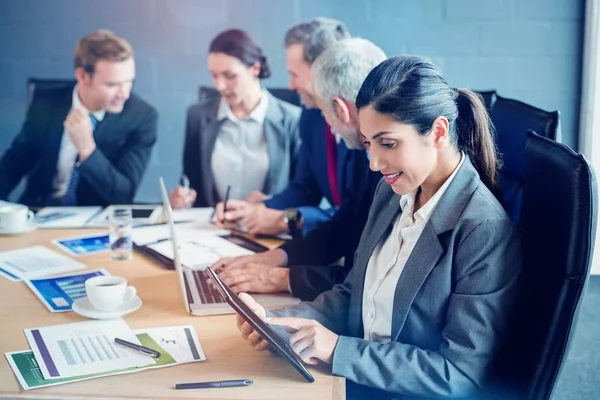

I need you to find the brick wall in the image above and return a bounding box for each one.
[0,0,584,202]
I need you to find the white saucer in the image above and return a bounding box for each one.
[72,296,142,319]
[0,223,37,236]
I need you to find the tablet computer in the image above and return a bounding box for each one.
[205,267,315,383]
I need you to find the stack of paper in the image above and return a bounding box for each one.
[5,319,205,390]
[0,246,86,282]
[35,207,103,229]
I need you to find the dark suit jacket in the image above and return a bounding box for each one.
[279,155,381,301]
[265,108,371,234]
[0,84,157,207]
[182,91,301,207]
[272,157,522,399]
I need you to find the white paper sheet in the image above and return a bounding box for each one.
[142,325,205,363]
[131,222,228,246]
[171,207,215,225]
[0,246,86,282]
[35,207,103,229]
[25,319,152,380]
[5,325,205,390]
[146,234,253,269]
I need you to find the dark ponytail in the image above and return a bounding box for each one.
[454,88,501,193]
[258,55,271,79]
[209,29,271,79]
[356,55,501,196]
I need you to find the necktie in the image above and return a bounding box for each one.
[325,123,341,207]
[63,114,97,206]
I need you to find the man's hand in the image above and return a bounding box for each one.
[211,250,289,293]
[215,199,257,225]
[267,317,339,365]
[218,263,290,293]
[243,205,289,236]
[169,186,197,209]
[64,107,96,162]
[245,190,267,203]
[236,293,270,351]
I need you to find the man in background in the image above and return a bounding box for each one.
[0,29,157,207]
[216,18,371,238]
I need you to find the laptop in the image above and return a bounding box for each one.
[206,266,314,383]
[159,177,300,316]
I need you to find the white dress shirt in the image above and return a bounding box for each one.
[51,85,106,199]
[362,153,465,343]
[211,90,270,201]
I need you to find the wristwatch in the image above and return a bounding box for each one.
[283,208,302,238]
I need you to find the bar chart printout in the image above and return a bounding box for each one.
[24,319,153,379]
[24,269,109,312]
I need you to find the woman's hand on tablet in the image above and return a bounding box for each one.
[236,293,270,351]
[266,317,339,365]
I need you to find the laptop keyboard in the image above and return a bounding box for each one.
[192,269,224,304]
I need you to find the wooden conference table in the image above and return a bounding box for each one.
[0,229,345,399]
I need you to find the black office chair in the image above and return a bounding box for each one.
[198,86,301,107]
[488,130,597,400]
[27,78,76,108]
[474,89,497,112]
[492,95,561,223]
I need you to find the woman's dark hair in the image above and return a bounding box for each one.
[355,55,501,195]
[209,29,271,79]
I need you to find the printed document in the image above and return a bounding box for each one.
[25,319,151,379]
[7,325,205,390]
[146,234,253,269]
[0,246,86,282]
[35,207,102,229]
[24,269,109,312]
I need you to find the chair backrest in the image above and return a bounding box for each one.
[27,78,76,109]
[475,89,497,112]
[198,86,301,107]
[490,131,597,400]
[492,95,561,223]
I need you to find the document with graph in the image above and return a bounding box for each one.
[24,269,110,312]
[146,233,253,269]
[0,246,86,282]
[24,319,152,379]
[6,325,204,390]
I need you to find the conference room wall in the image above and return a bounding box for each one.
[0,0,584,203]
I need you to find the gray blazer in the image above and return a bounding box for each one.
[182,91,301,207]
[271,157,522,399]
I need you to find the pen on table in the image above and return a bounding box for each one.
[221,184,232,224]
[174,379,253,390]
[114,337,161,358]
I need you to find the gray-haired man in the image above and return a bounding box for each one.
[213,38,387,301]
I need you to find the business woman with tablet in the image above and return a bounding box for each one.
[232,55,522,399]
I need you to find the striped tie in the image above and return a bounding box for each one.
[63,114,97,206]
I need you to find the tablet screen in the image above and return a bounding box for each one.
[132,208,155,219]
[206,267,314,383]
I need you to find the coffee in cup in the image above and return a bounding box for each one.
[85,276,137,312]
[0,204,35,234]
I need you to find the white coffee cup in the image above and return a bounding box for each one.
[0,204,35,234]
[85,276,137,312]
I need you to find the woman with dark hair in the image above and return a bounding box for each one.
[170,29,301,208]
[235,55,522,399]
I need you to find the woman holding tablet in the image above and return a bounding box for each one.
[234,55,522,399]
